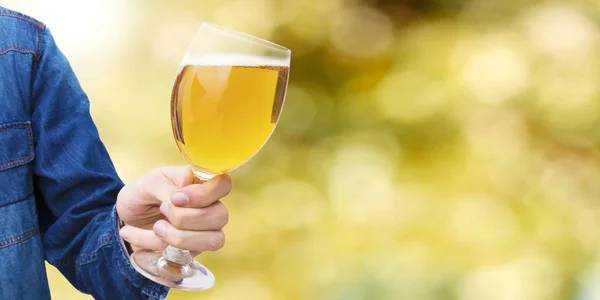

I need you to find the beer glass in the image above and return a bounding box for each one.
[129,22,291,290]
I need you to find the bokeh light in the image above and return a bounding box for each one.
[4,0,600,299]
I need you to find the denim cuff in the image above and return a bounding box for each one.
[112,205,170,300]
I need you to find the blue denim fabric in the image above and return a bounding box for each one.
[0,7,169,300]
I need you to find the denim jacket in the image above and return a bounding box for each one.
[0,7,169,300]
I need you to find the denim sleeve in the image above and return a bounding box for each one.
[30,27,169,300]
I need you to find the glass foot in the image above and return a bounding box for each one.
[130,249,215,291]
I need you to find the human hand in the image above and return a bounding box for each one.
[116,166,231,254]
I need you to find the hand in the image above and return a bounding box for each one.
[116,166,232,254]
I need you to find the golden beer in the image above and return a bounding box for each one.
[171,55,289,177]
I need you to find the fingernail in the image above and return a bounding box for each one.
[171,192,189,206]
[119,227,130,240]
[154,222,167,237]
[160,202,169,216]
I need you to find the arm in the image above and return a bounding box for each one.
[31,27,169,300]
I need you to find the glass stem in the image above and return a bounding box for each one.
[163,245,193,265]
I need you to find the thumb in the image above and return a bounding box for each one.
[119,166,193,205]
[157,166,197,188]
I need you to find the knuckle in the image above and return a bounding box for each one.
[208,231,225,251]
[168,209,184,228]
[195,188,210,206]
[169,231,186,249]
[215,205,229,228]
[152,239,168,251]
[221,175,233,194]
[130,235,142,246]
[124,234,139,246]
[131,179,148,199]
[151,168,166,180]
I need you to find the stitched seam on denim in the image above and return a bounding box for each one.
[0,156,33,171]
[36,25,45,63]
[0,123,34,171]
[0,48,37,58]
[52,209,115,267]
[0,12,44,61]
[0,121,30,130]
[27,124,33,163]
[75,234,113,265]
[0,225,38,249]
[52,256,76,268]
[0,124,29,132]
[143,291,165,300]
[0,12,44,29]
[75,253,97,265]
[0,193,31,209]
[142,284,169,300]
[143,283,169,295]
[144,284,165,293]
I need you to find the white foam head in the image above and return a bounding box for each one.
[183,54,289,67]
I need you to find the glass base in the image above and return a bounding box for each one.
[130,249,215,291]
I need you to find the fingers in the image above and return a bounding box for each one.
[119,225,207,256]
[160,200,229,231]
[118,167,231,256]
[119,221,226,253]
[152,220,226,252]
[119,226,168,251]
[171,174,232,208]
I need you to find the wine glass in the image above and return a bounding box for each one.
[129,22,291,290]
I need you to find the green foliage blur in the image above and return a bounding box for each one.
[7,0,600,299]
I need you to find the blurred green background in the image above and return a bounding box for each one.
[6,0,600,299]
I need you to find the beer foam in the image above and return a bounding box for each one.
[182,54,289,67]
